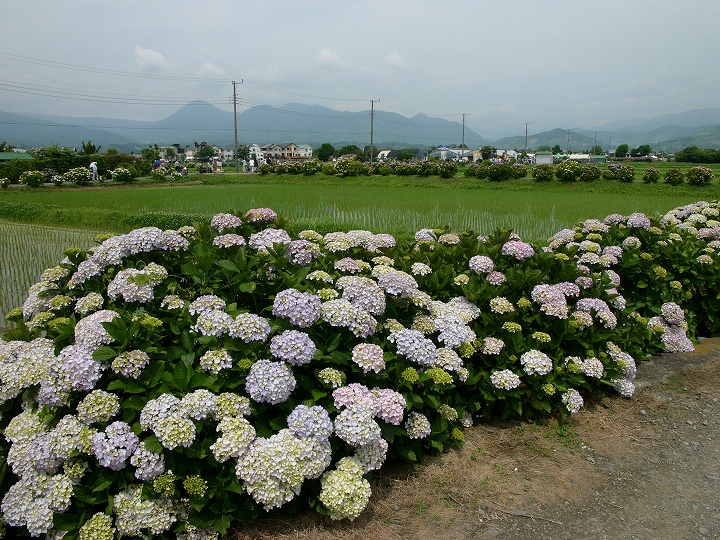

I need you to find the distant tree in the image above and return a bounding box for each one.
[337,145,362,157]
[636,144,652,156]
[166,147,176,160]
[480,145,496,161]
[552,144,562,155]
[675,146,720,163]
[195,146,217,162]
[396,149,414,161]
[0,142,6,152]
[590,145,604,155]
[81,140,101,155]
[234,145,250,162]
[358,146,379,162]
[141,145,160,162]
[106,148,118,156]
[316,143,336,162]
[615,144,629,158]
[536,145,552,152]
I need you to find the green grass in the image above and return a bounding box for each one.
[0,221,99,327]
[1,173,716,242]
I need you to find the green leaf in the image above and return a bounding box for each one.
[238,282,256,293]
[73,484,108,505]
[143,435,164,453]
[216,259,241,273]
[53,511,80,531]
[92,346,118,362]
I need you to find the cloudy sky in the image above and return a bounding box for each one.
[1,0,718,138]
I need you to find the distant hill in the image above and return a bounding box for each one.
[0,111,141,151]
[1,101,488,150]
[2,103,720,153]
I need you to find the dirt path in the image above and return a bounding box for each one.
[230,338,720,540]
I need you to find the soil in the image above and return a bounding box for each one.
[228,338,720,540]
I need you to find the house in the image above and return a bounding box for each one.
[296,144,313,158]
[259,144,283,159]
[248,144,264,161]
[377,149,393,161]
[567,153,590,164]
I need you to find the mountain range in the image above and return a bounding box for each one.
[1,102,720,154]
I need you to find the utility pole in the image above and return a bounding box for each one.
[593,131,597,153]
[461,113,468,159]
[370,99,379,165]
[567,129,571,154]
[525,122,532,153]
[232,80,242,173]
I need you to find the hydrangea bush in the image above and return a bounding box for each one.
[2,201,720,539]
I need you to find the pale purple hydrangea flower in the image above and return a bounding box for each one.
[377,270,418,297]
[213,234,246,248]
[582,357,604,378]
[351,343,385,373]
[626,212,651,229]
[612,378,635,397]
[270,330,316,366]
[388,328,438,365]
[287,405,333,440]
[486,271,507,286]
[372,388,406,425]
[249,228,292,253]
[74,309,118,350]
[180,389,218,420]
[501,240,535,260]
[284,240,321,265]
[434,313,474,348]
[272,288,322,328]
[210,213,243,232]
[469,255,494,274]
[92,421,139,471]
[415,228,436,242]
[562,389,584,414]
[130,441,166,480]
[245,359,296,404]
[74,292,104,314]
[334,405,382,447]
[336,276,386,315]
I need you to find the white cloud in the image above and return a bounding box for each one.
[196,62,226,78]
[385,51,407,70]
[133,46,173,74]
[318,48,349,70]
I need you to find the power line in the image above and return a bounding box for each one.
[0,51,229,82]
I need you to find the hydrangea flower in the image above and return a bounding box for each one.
[318,457,371,520]
[245,359,296,404]
[405,412,431,439]
[520,350,553,376]
[272,288,322,328]
[270,330,316,366]
[490,369,521,390]
[351,343,385,373]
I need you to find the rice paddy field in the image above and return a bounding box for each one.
[0,174,717,327]
[0,221,99,327]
